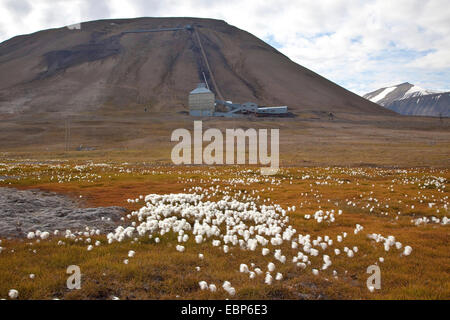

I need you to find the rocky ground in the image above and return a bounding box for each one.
[0,187,125,238]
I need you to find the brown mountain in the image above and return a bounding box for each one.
[0,17,394,117]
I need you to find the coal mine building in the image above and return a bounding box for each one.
[188,83,215,116]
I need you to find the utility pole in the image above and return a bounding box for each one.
[64,119,67,151]
[65,117,70,151]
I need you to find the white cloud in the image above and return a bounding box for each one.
[0,0,449,94]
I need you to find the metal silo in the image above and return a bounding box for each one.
[188,83,215,116]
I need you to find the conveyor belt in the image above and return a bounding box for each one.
[193,28,224,101]
[120,24,224,100]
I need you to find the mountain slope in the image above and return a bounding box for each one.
[363,82,447,117]
[0,17,393,117]
[387,92,450,117]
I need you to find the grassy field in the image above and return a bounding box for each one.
[1,110,449,167]
[0,159,448,300]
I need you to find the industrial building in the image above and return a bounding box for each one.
[242,102,258,113]
[188,83,288,117]
[188,83,215,116]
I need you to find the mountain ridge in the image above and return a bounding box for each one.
[387,91,450,117]
[363,82,448,117]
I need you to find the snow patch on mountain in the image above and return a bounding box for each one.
[402,85,439,100]
[369,87,397,103]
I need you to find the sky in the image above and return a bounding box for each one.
[0,0,449,95]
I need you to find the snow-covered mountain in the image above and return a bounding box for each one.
[387,92,450,117]
[363,82,439,106]
[363,82,448,117]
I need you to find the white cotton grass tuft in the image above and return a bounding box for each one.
[265,273,273,285]
[239,264,249,273]
[40,231,50,240]
[128,250,135,258]
[209,284,217,292]
[275,272,283,281]
[8,289,19,299]
[222,281,236,296]
[403,246,412,256]
[226,287,236,296]
[267,262,275,272]
[199,281,208,290]
[195,235,203,244]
